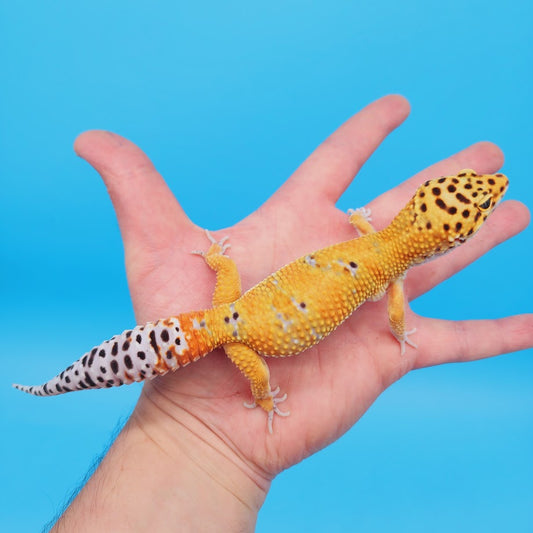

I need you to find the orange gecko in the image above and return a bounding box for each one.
[14,170,509,432]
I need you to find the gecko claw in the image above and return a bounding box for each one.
[348,206,372,222]
[244,386,290,434]
[191,230,231,257]
[397,328,417,355]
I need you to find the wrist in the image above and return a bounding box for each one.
[53,387,270,532]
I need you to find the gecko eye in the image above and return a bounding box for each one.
[478,197,492,211]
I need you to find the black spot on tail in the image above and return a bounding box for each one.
[84,372,96,387]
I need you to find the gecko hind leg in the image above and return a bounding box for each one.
[193,230,289,433]
[192,230,241,305]
[226,342,290,434]
[244,386,290,434]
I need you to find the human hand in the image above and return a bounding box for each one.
[68,95,532,529]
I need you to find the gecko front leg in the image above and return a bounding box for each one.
[347,208,417,355]
[387,278,417,355]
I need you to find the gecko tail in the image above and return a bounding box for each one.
[13,312,215,397]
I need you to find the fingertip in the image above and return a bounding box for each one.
[496,199,531,232]
[371,94,411,128]
[73,130,123,158]
[468,141,505,173]
[381,93,411,116]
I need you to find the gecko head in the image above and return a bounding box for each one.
[408,169,508,260]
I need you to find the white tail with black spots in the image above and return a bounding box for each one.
[13,315,207,396]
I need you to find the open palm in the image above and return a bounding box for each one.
[74,95,532,480]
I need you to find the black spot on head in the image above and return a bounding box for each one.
[467,228,474,236]
[99,349,106,358]
[122,340,130,351]
[472,192,478,198]
[436,198,447,210]
[91,348,97,357]
[224,316,230,323]
[447,206,457,215]
[424,180,431,186]
[420,203,427,212]
[55,383,63,392]
[112,342,118,356]
[438,177,446,183]
[447,184,456,193]
[137,351,146,360]
[97,376,104,383]
[74,370,79,376]
[464,183,472,189]
[65,376,71,384]
[136,334,142,344]
[458,172,467,177]
[495,173,503,177]
[175,337,181,345]
[462,209,470,218]
[500,186,505,192]
[126,331,132,338]
[419,191,425,198]
[443,223,450,231]
[455,222,462,231]
[161,329,170,343]
[456,193,471,204]
[475,211,482,221]
[349,261,357,268]
[88,352,96,367]
[175,326,180,332]
[124,355,133,370]
[166,350,173,360]
[233,312,239,320]
[488,178,495,185]
[476,180,483,185]
[426,221,432,229]
[432,187,441,196]
[300,302,306,308]
[81,355,88,367]
[78,381,88,389]
[452,178,459,184]
[110,360,119,374]
[100,366,107,374]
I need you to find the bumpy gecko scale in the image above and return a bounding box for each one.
[14,171,509,433]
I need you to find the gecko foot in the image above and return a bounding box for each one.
[244,386,290,434]
[191,229,231,257]
[396,328,417,355]
[347,206,372,222]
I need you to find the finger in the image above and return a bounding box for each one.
[412,314,533,369]
[366,141,505,228]
[74,130,194,253]
[407,200,530,299]
[276,95,411,206]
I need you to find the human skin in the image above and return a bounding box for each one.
[51,95,533,532]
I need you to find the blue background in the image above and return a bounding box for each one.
[1,1,532,531]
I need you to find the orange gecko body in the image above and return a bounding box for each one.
[14,171,509,432]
